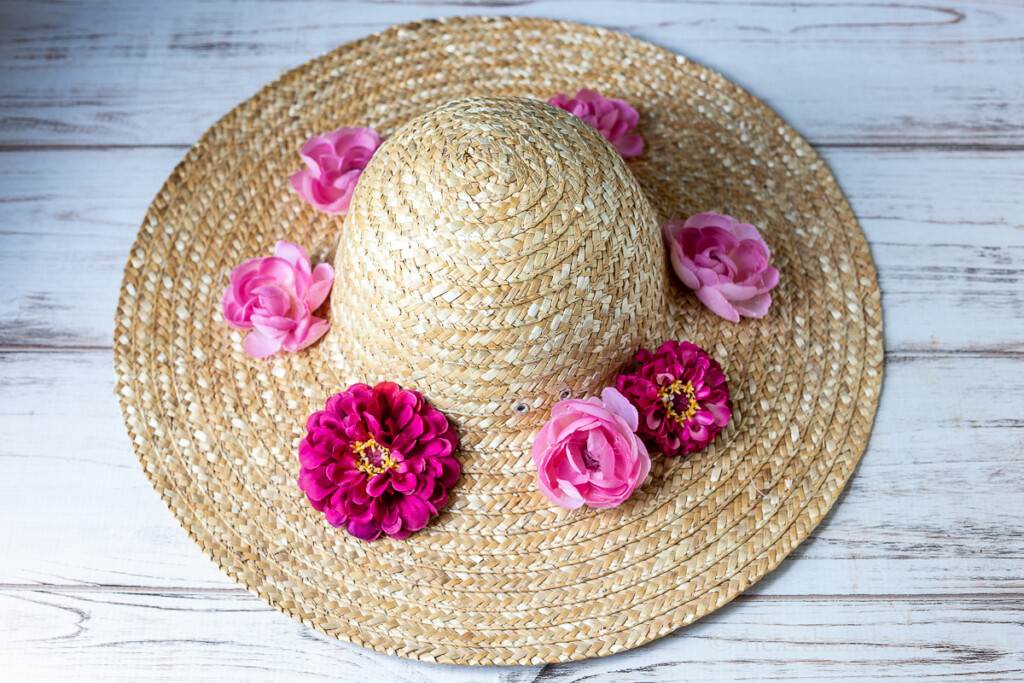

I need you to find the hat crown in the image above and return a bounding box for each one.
[329,96,666,430]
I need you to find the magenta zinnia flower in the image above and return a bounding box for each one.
[616,340,731,457]
[297,382,460,541]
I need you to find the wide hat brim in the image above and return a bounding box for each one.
[114,16,883,665]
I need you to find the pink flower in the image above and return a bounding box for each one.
[297,382,460,542]
[289,127,382,215]
[547,88,643,158]
[616,340,731,457]
[663,212,780,322]
[531,387,651,510]
[221,241,334,358]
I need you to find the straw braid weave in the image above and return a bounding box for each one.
[113,16,884,665]
[331,96,666,430]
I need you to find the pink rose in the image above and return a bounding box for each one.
[222,241,335,358]
[289,127,382,215]
[547,88,643,158]
[531,387,651,510]
[663,212,780,322]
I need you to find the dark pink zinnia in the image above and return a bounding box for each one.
[297,381,460,541]
[616,340,731,457]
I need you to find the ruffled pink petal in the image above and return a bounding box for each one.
[694,226,740,255]
[668,251,701,291]
[289,168,321,205]
[731,241,769,277]
[273,241,312,274]
[731,220,769,251]
[730,292,773,319]
[221,289,251,329]
[286,316,329,351]
[299,137,336,170]
[715,280,767,301]
[250,314,295,338]
[685,212,738,232]
[243,330,283,358]
[305,271,334,311]
[613,133,643,158]
[252,284,290,317]
[332,127,381,153]
[694,266,722,288]
[329,168,361,195]
[600,387,638,432]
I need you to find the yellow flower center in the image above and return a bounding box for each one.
[351,437,397,475]
[657,379,700,426]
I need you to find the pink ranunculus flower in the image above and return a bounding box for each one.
[298,382,461,542]
[663,212,780,323]
[531,387,651,510]
[289,127,382,215]
[547,88,644,158]
[616,340,731,457]
[221,241,334,358]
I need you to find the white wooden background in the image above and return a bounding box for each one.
[1,0,1022,680]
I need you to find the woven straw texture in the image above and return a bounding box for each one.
[114,16,884,665]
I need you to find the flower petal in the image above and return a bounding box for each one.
[243,330,282,358]
[695,285,741,323]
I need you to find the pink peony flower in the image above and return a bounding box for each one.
[531,387,651,510]
[289,127,382,215]
[617,341,731,457]
[297,382,460,542]
[221,241,334,358]
[547,88,643,158]
[663,212,780,322]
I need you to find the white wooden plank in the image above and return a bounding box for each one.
[1,588,1021,681]
[2,147,1022,351]
[1,1,1022,147]
[1,349,1021,593]
[0,589,527,682]
[1,1,1020,678]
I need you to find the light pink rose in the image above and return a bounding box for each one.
[531,387,651,510]
[663,212,780,323]
[289,127,382,215]
[221,241,335,358]
[547,88,643,158]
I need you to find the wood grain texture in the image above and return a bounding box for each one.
[0,1,1023,148]
[1,589,1021,681]
[1,0,1022,678]
[1,350,1021,594]
[2,147,1023,351]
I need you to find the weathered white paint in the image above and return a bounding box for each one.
[2,148,1023,351]
[1,1,1022,147]
[1,351,1022,594]
[1,0,1022,679]
[1,589,1021,680]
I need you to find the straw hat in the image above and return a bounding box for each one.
[114,16,883,665]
